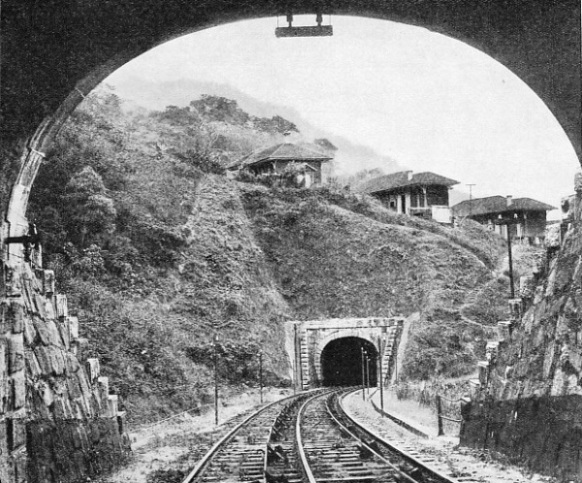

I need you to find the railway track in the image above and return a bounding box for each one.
[296,390,465,483]
[182,390,328,483]
[184,388,470,483]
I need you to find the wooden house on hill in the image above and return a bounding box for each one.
[227,142,333,187]
[451,195,556,245]
[358,171,459,222]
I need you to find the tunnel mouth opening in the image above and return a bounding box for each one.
[321,336,377,387]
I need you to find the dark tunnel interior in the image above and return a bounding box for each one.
[321,337,378,387]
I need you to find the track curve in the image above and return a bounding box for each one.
[184,388,467,483]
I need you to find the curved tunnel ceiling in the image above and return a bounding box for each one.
[1,0,580,163]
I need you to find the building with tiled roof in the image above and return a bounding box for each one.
[357,171,459,222]
[228,142,333,187]
[452,195,556,244]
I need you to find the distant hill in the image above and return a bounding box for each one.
[109,76,404,176]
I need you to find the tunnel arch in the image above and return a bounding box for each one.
[312,328,379,384]
[320,336,378,386]
[2,1,580,262]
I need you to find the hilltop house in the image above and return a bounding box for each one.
[227,142,333,187]
[358,171,459,223]
[451,195,556,245]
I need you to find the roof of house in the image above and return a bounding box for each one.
[228,142,332,170]
[452,196,556,217]
[358,171,459,194]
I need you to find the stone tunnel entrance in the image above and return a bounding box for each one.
[287,317,404,390]
[321,337,378,386]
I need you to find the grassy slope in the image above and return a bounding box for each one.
[240,186,507,379]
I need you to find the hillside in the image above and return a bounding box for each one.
[111,76,403,176]
[26,86,508,422]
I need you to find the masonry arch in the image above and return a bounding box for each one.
[293,319,403,389]
[2,1,580,259]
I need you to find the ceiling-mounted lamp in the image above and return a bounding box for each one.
[275,11,333,38]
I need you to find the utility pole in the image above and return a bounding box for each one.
[495,209,517,299]
[466,184,476,218]
[366,355,370,397]
[361,348,366,400]
[293,324,297,394]
[507,223,515,298]
[378,339,384,414]
[259,351,264,404]
[213,333,219,426]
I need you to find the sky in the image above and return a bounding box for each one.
[107,15,580,214]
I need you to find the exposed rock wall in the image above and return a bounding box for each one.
[492,188,582,400]
[0,248,129,482]
[461,181,582,479]
[462,394,582,479]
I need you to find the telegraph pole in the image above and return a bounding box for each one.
[361,348,366,400]
[366,355,370,396]
[259,351,264,404]
[378,339,384,414]
[213,333,219,426]
[507,223,515,298]
[495,210,517,299]
[293,324,297,394]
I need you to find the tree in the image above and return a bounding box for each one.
[64,166,117,247]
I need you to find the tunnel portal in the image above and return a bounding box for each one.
[321,337,378,387]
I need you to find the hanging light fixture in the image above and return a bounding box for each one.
[275,10,333,37]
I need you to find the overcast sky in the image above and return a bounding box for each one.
[108,16,580,212]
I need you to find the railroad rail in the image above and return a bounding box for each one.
[296,390,465,483]
[184,388,474,483]
[182,390,328,483]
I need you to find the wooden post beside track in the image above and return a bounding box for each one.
[259,352,264,404]
[214,333,219,425]
[436,394,444,436]
[361,348,366,400]
[366,356,370,397]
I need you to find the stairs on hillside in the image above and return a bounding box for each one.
[380,325,399,387]
[299,330,310,390]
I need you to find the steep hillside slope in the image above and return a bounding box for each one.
[26,87,508,421]
[240,186,506,378]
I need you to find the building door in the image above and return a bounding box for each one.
[401,194,406,214]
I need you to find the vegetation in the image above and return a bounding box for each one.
[25,85,510,422]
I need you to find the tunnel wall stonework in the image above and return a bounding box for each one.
[0,242,129,482]
[290,317,404,389]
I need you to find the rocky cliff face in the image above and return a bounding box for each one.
[486,187,582,400]
[460,180,582,479]
[0,253,128,482]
